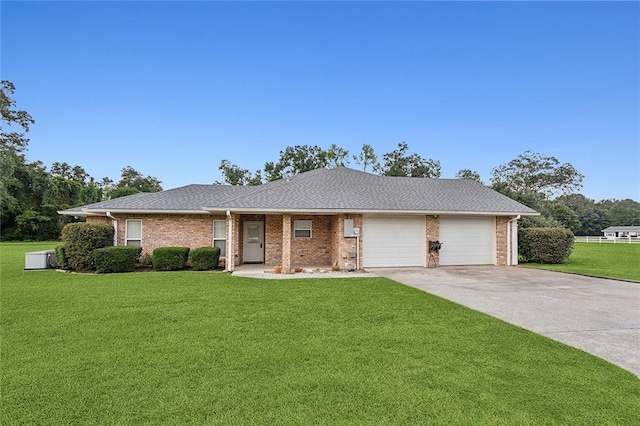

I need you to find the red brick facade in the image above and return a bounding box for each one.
[495,216,510,267]
[87,213,224,257]
[88,212,516,269]
[425,215,439,267]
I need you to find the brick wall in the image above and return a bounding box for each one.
[86,216,112,226]
[265,214,283,266]
[495,216,509,266]
[290,215,332,267]
[331,214,362,270]
[425,215,439,267]
[89,214,225,257]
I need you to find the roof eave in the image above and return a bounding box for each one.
[57,209,102,217]
[204,207,539,216]
[84,208,213,215]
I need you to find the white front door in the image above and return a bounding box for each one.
[243,221,264,263]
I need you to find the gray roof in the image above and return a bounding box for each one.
[60,167,537,216]
[602,226,640,232]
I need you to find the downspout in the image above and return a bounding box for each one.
[507,215,521,266]
[106,212,117,246]
[226,211,233,272]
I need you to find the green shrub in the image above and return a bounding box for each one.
[519,227,574,264]
[189,247,221,271]
[93,246,142,274]
[152,247,190,271]
[55,245,68,270]
[60,223,114,271]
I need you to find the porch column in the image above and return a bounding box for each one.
[226,212,234,272]
[282,214,291,271]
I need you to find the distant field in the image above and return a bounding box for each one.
[523,242,640,282]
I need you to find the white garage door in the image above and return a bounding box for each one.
[363,216,425,267]
[439,217,494,266]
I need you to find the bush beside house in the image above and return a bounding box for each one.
[59,223,114,272]
[519,227,574,264]
[152,247,190,271]
[189,247,221,271]
[93,247,142,273]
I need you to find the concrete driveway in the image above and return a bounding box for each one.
[371,266,640,377]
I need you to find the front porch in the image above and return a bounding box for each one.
[227,213,362,272]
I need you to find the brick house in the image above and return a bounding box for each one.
[59,167,538,271]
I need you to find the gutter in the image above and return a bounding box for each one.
[203,207,539,216]
[106,212,118,246]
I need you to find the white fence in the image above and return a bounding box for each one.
[575,236,640,244]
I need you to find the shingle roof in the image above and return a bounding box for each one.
[602,226,640,232]
[60,167,537,216]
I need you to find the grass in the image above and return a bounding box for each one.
[524,242,640,282]
[1,242,639,425]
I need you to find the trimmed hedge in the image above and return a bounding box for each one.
[189,247,221,271]
[152,247,190,271]
[55,245,68,270]
[60,223,114,272]
[93,246,142,274]
[519,227,574,264]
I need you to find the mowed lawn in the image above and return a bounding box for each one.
[1,243,638,425]
[524,242,640,282]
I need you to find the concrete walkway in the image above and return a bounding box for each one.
[370,266,640,377]
[231,265,376,279]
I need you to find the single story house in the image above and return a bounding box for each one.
[59,167,538,270]
[601,226,640,239]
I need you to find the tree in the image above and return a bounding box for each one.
[0,80,34,155]
[264,145,330,182]
[110,166,162,198]
[1,80,41,239]
[378,142,441,178]
[556,194,609,236]
[548,202,581,232]
[455,169,483,183]
[218,159,262,186]
[352,143,379,172]
[1,80,35,220]
[605,199,640,226]
[325,143,350,168]
[490,151,584,199]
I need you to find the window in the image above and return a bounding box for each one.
[213,220,226,256]
[294,220,312,238]
[125,219,142,246]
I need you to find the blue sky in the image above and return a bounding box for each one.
[2,1,638,201]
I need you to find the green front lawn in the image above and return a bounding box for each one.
[524,242,640,282]
[1,242,638,424]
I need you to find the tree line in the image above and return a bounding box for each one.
[1,81,162,240]
[2,80,638,240]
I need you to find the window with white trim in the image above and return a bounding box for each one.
[294,220,312,238]
[213,220,226,256]
[125,219,142,246]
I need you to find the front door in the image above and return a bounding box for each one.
[243,221,264,263]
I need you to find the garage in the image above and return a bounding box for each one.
[439,217,495,265]
[363,215,425,267]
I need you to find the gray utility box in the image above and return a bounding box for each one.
[25,250,57,270]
